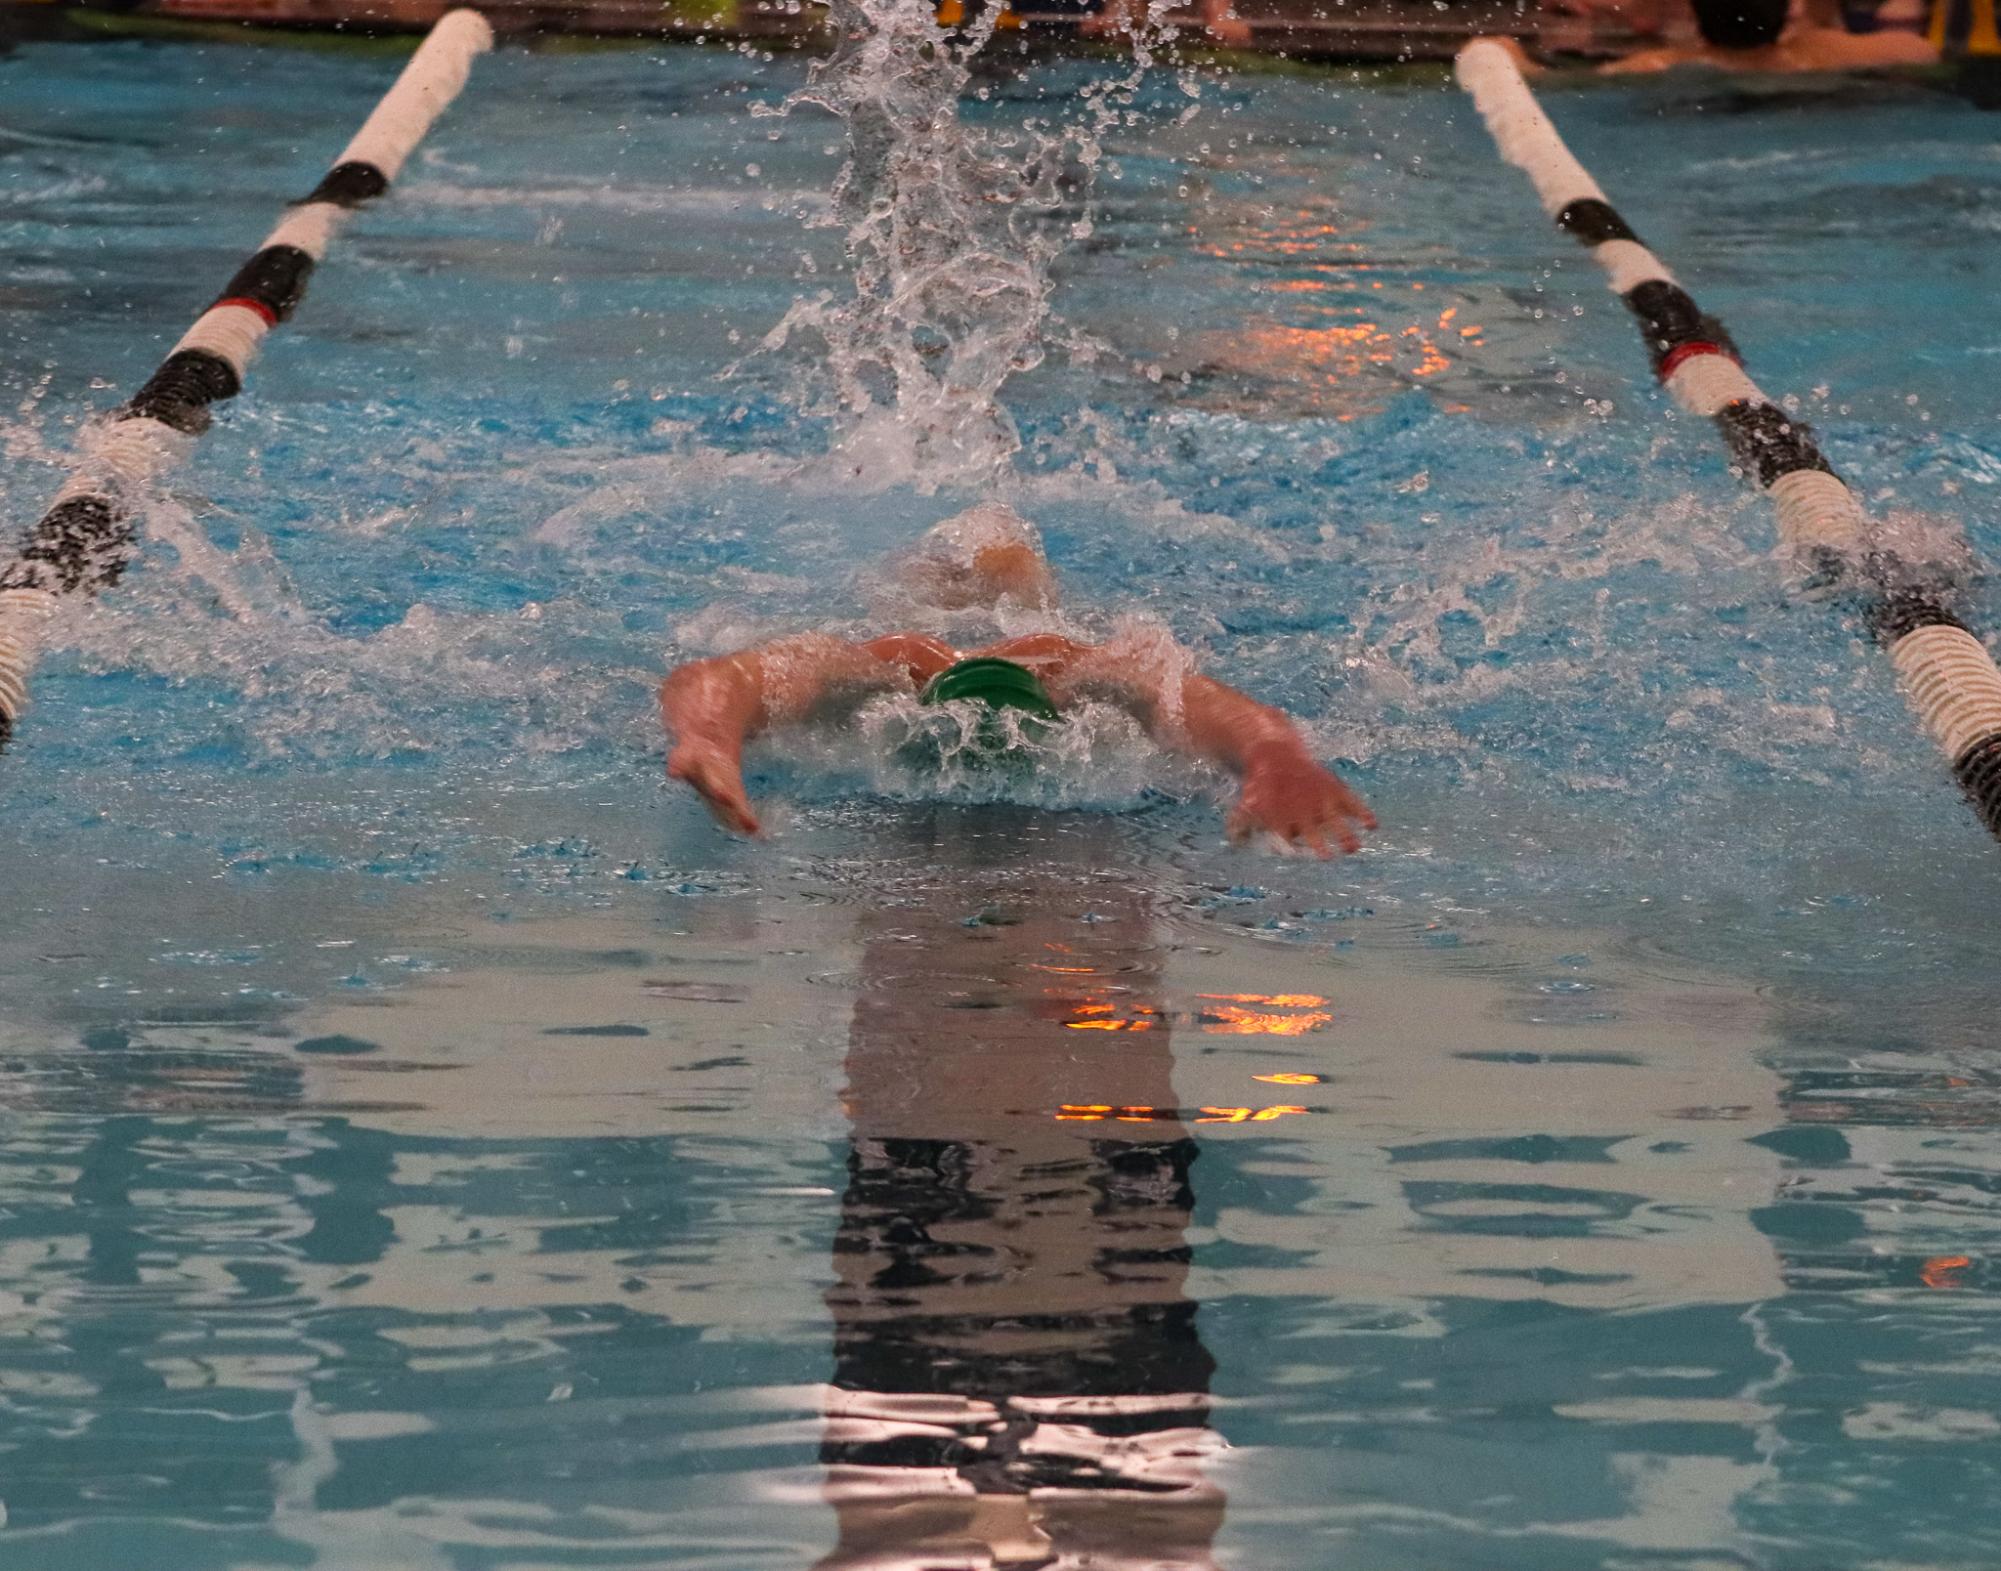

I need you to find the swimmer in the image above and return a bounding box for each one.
[1598,0,1938,72]
[660,507,1374,856]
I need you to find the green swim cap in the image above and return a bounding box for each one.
[920,657,1061,720]
[894,657,1062,780]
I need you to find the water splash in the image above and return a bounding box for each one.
[794,690,1186,811]
[747,0,1181,492]
[747,0,1063,489]
[53,488,642,764]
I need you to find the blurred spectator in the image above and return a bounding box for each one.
[1085,0,1254,47]
[938,0,1250,46]
[1923,0,2001,49]
[1597,0,1939,71]
[1542,0,1686,40]
[1850,0,1931,28]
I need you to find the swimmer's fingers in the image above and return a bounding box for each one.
[1309,776,1373,853]
[1229,805,1338,858]
[1232,770,1371,857]
[711,792,763,838]
[1269,812,1327,859]
[1289,809,1358,858]
[701,784,763,837]
[668,747,763,837]
[1322,797,1366,856]
[1334,778,1378,834]
[1229,806,1294,849]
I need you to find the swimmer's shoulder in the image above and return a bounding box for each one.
[1600,29,1939,73]
[1785,26,1939,67]
[861,632,958,686]
[1598,44,1697,73]
[976,633,1096,671]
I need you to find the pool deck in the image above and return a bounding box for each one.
[16,0,1627,60]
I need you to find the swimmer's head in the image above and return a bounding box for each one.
[893,656,1063,781]
[1691,0,1787,49]
[900,503,1058,612]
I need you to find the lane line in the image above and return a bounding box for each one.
[0,8,493,746]
[1457,38,2001,843]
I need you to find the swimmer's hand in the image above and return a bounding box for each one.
[1227,740,1375,858]
[661,651,770,836]
[661,635,924,838]
[667,735,761,837]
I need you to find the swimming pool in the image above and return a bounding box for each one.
[2,18,2000,1569]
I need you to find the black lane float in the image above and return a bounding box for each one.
[0,8,493,747]
[1457,39,2001,843]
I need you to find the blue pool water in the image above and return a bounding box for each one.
[2,23,2001,1569]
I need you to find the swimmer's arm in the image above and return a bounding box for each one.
[661,633,946,834]
[1019,635,1302,766]
[1597,43,1696,72]
[1800,27,1940,65]
[1032,639,1377,856]
[1166,673,1379,855]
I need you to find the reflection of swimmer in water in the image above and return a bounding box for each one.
[1597,0,1939,71]
[660,507,1374,855]
[818,817,1223,1570]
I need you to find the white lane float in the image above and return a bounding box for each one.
[1457,37,2001,844]
[0,8,493,744]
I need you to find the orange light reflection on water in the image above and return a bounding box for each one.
[1197,1003,1332,1037]
[1053,991,1330,1036]
[1056,1104,1312,1125]
[1184,198,1489,416]
[1920,1254,1972,1289]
